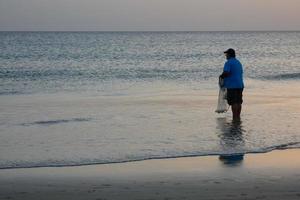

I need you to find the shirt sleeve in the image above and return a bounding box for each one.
[223,61,231,72]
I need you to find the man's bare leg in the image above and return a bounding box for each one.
[231,104,242,121]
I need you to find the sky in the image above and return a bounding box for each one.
[0,0,300,31]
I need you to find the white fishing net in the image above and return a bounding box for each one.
[215,78,229,113]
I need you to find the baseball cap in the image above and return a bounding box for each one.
[224,48,235,54]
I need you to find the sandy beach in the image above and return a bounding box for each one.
[1,149,300,200]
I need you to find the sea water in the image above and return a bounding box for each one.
[1,31,300,169]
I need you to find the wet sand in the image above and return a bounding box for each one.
[1,149,300,200]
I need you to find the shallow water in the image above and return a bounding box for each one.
[1,80,300,169]
[0,32,300,168]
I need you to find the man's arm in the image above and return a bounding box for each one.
[220,60,231,79]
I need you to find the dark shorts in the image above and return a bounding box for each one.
[226,88,243,105]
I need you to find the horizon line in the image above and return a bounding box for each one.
[0,30,300,33]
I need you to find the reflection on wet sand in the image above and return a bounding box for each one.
[219,154,244,166]
[216,118,245,166]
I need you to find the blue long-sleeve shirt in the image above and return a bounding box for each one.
[223,58,244,89]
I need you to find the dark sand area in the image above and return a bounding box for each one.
[1,149,300,200]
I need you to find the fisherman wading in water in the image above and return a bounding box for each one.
[219,48,244,121]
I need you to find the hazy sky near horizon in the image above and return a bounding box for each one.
[0,0,300,31]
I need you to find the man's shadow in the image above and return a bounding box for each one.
[216,118,245,166]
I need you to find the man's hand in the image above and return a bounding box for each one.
[219,71,230,79]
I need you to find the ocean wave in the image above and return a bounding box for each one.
[0,68,213,86]
[0,91,25,95]
[262,141,300,150]
[1,141,299,170]
[21,118,92,126]
[262,72,300,80]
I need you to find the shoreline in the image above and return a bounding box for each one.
[1,145,300,170]
[1,149,300,200]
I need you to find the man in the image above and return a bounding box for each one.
[219,48,244,120]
